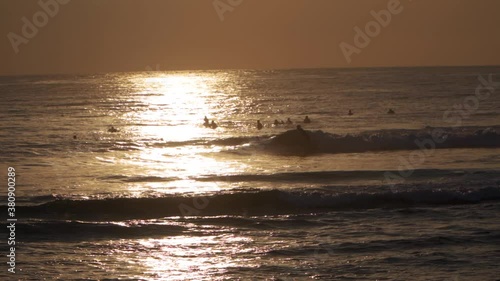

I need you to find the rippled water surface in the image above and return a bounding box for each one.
[1,66,500,280]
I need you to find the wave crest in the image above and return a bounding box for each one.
[265,126,500,155]
[13,186,500,220]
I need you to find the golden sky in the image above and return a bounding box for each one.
[1,0,499,75]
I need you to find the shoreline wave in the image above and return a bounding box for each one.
[9,186,500,221]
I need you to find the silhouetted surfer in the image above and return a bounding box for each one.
[387,109,395,114]
[108,126,119,133]
[257,120,263,130]
[348,109,353,116]
[274,119,280,126]
[210,120,218,129]
[268,125,315,155]
[303,116,311,123]
[286,118,293,124]
[296,125,307,138]
[203,116,210,127]
[296,125,314,154]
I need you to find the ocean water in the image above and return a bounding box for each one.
[1,66,500,280]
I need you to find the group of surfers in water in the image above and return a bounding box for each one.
[204,108,395,130]
[203,116,218,129]
[204,115,312,130]
[99,109,396,137]
[271,116,311,127]
[348,108,395,116]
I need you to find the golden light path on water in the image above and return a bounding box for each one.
[136,74,212,140]
[120,72,245,194]
[112,73,256,279]
[136,235,256,280]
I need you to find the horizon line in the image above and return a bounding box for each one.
[2,63,500,78]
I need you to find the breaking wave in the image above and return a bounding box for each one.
[263,126,500,155]
[12,186,500,221]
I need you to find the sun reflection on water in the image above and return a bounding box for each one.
[130,74,217,140]
[99,73,263,280]
[115,72,247,195]
[109,235,256,280]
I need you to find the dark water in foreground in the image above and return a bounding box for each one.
[1,66,500,280]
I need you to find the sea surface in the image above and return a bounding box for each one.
[1,66,500,280]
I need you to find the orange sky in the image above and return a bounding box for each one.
[1,0,499,75]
